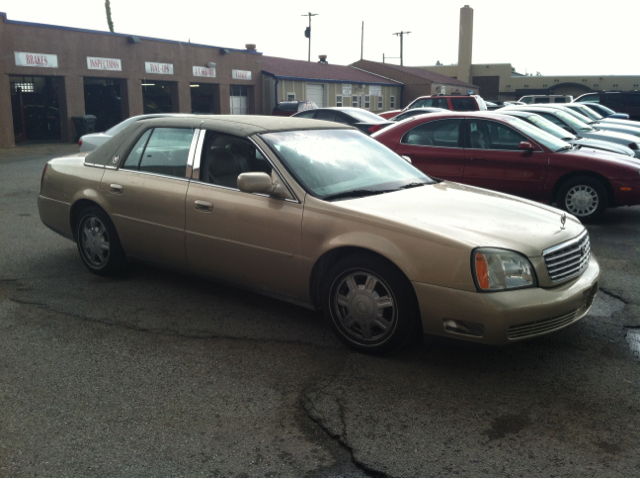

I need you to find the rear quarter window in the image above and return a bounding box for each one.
[450,97,478,111]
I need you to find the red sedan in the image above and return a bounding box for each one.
[372,112,640,221]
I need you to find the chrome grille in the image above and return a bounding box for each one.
[543,231,591,284]
[507,309,579,339]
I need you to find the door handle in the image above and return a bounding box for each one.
[109,184,123,194]
[194,200,213,212]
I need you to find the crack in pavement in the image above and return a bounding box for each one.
[3,295,338,350]
[302,380,388,478]
[600,287,632,305]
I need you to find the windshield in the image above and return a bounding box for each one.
[554,110,594,132]
[570,105,602,121]
[522,114,577,140]
[504,117,571,152]
[260,129,433,199]
[561,108,594,125]
[589,103,615,115]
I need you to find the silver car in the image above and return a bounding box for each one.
[535,104,640,138]
[497,110,635,157]
[498,105,640,158]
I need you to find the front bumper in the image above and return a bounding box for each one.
[412,255,600,344]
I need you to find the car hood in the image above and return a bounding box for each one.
[569,138,634,156]
[328,181,584,258]
[594,123,640,137]
[581,128,639,145]
[557,147,640,169]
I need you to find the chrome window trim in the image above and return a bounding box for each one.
[190,130,301,204]
[191,128,206,179]
[84,163,105,169]
[109,168,190,182]
[185,128,201,180]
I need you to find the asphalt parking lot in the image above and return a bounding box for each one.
[1,143,639,477]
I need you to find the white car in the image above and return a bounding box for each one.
[78,114,194,152]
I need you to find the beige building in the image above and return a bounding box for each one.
[261,55,402,114]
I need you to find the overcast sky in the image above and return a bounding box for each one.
[1,0,639,76]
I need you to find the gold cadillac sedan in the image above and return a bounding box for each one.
[38,116,600,354]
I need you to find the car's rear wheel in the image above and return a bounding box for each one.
[557,176,607,222]
[75,206,126,275]
[322,253,421,354]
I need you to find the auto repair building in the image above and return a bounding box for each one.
[0,11,264,149]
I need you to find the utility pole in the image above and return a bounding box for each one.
[392,31,411,66]
[302,12,318,62]
[361,21,364,60]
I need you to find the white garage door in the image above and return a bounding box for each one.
[305,83,324,107]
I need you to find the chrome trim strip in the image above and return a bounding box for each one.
[105,165,118,170]
[111,213,184,232]
[84,163,106,169]
[38,195,70,206]
[186,230,294,258]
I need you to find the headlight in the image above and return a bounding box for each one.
[472,248,537,292]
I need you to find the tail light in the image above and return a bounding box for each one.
[78,139,83,148]
[40,163,48,194]
[368,124,385,134]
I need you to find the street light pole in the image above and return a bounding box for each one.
[392,31,411,66]
[302,12,318,62]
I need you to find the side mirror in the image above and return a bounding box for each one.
[237,172,291,199]
[518,141,534,150]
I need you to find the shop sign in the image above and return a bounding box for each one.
[145,62,174,75]
[193,66,216,78]
[232,69,252,80]
[342,84,352,96]
[14,52,58,68]
[369,85,381,96]
[87,56,122,71]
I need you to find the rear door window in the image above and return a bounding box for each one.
[133,128,194,177]
[401,119,462,148]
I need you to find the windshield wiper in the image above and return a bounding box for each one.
[322,189,397,201]
[398,182,429,189]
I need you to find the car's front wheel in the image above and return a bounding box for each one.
[75,206,126,275]
[557,176,607,222]
[322,253,421,354]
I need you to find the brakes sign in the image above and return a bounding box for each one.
[15,52,59,68]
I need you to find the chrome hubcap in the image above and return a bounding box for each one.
[81,217,110,267]
[565,185,599,217]
[333,271,396,342]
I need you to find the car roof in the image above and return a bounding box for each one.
[85,115,353,166]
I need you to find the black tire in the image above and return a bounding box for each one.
[75,206,126,275]
[322,253,421,354]
[557,176,607,222]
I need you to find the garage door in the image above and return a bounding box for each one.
[306,83,324,107]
